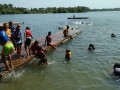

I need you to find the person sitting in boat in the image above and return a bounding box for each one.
[113,63,120,76]
[65,49,72,62]
[88,44,95,51]
[45,31,56,49]
[63,25,69,37]
[73,15,75,18]
[36,45,48,65]
[63,25,73,39]
[111,33,116,37]
[0,26,14,72]
[24,27,33,57]
[30,40,39,54]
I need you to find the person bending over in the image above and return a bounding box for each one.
[36,45,48,65]
[30,40,39,54]
[0,26,14,72]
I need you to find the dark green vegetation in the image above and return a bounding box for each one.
[0,3,90,14]
[0,3,120,14]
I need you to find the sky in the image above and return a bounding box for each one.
[0,0,120,9]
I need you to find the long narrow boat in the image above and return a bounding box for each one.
[67,17,88,19]
[0,29,80,78]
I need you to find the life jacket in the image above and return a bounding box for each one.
[66,51,72,60]
[14,30,22,42]
[25,30,32,37]
[0,31,9,45]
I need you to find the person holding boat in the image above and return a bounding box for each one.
[45,31,56,49]
[24,27,33,58]
[0,26,14,72]
[36,45,48,65]
[30,40,39,54]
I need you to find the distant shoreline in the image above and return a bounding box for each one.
[0,3,120,14]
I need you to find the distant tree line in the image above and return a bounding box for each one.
[90,8,120,11]
[0,3,90,14]
[1,3,120,14]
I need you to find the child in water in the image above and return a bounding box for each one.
[36,45,48,65]
[88,44,95,51]
[65,49,72,62]
[113,63,120,76]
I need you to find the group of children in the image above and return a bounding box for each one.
[0,22,72,72]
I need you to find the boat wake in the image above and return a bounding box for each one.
[2,69,26,81]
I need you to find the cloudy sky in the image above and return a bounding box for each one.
[0,0,120,9]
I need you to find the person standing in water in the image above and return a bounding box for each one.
[0,26,14,72]
[65,49,72,62]
[24,27,33,58]
[88,44,95,51]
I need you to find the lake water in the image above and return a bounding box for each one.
[1,11,120,90]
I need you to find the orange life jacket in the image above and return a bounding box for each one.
[25,30,32,37]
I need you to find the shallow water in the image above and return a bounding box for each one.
[1,11,120,90]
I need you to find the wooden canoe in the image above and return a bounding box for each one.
[0,29,80,78]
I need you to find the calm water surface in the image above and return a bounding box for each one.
[1,11,120,90]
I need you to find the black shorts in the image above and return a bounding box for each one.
[25,38,31,47]
[47,43,50,46]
